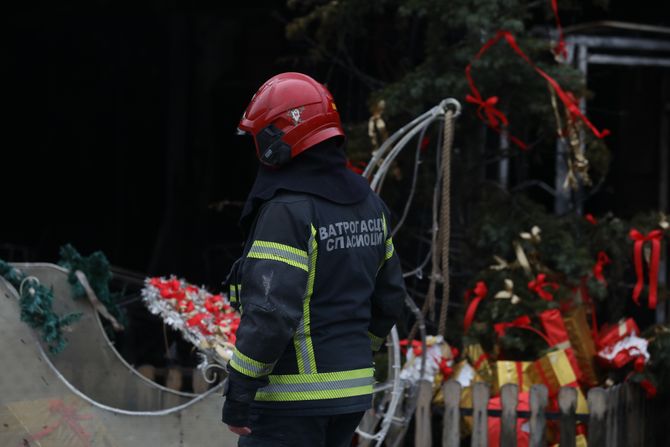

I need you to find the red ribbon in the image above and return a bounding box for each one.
[494,315,553,347]
[465,30,610,150]
[584,213,598,225]
[516,361,524,390]
[474,352,489,369]
[528,273,560,301]
[346,159,367,175]
[549,0,567,60]
[629,229,663,309]
[597,318,639,350]
[593,251,611,284]
[399,339,424,356]
[640,379,657,399]
[436,357,454,378]
[463,281,488,331]
[600,346,646,370]
[494,315,532,337]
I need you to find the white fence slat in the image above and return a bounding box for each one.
[606,385,621,447]
[558,386,577,447]
[500,383,519,447]
[529,384,548,447]
[587,387,607,447]
[442,380,461,447]
[471,382,490,447]
[414,380,433,447]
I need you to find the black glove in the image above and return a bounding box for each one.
[221,373,265,427]
[222,395,251,427]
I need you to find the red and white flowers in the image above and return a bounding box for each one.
[141,277,240,362]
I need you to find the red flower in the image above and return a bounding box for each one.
[177,299,195,313]
[187,313,212,335]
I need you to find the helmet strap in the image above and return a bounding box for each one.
[256,124,292,167]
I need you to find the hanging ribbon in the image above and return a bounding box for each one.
[465,30,610,150]
[528,273,560,301]
[549,0,567,60]
[628,229,663,309]
[494,315,532,337]
[465,37,528,150]
[494,315,554,346]
[592,251,611,284]
[463,281,488,332]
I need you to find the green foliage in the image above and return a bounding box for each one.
[462,186,668,359]
[284,0,670,397]
[0,260,82,354]
[58,244,127,327]
[647,329,670,396]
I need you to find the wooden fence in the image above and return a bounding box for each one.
[413,380,648,447]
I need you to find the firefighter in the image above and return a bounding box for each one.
[222,72,406,446]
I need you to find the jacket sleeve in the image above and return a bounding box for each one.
[368,224,406,351]
[225,199,311,404]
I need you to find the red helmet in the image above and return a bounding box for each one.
[238,72,345,167]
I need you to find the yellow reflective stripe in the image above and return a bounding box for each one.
[247,240,309,271]
[229,347,275,378]
[385,238,394,261]
[254,368,375,401]
[382,214,388,239]
[228,284,241,303]
[268,368,373,384]
[255,385,373,401]
[368,332,385,351]
[252,240,308,259]
[294,225,318,374]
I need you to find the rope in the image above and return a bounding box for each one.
[438,109,455,337]
[406,113,446,341]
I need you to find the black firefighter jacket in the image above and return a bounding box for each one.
[224,191,406,416]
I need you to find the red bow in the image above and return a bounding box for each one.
[464,30,609,150]
[528,273,559,301]
[629,229,663,309]
[592,251,611,284]
[399,339,423,356]
[437,357,454,378]
[463,281,488,331]
[465,94,508,128]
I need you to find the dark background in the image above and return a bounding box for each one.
[2,2,669,290]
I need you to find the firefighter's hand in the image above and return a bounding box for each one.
[221,392,251,431]
[227,425,252,436]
